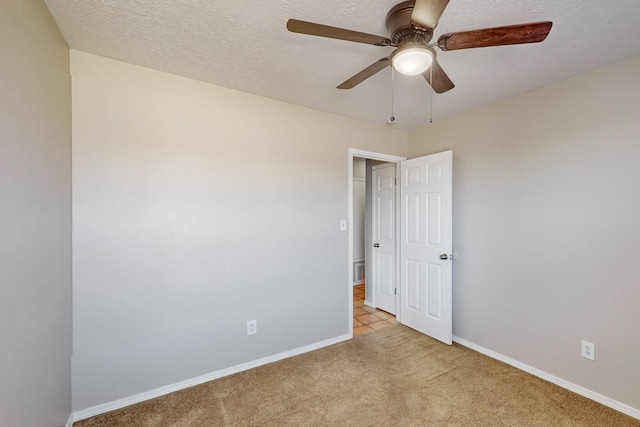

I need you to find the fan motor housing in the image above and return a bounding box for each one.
[386,1,434,44]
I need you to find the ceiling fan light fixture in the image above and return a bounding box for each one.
[390,44,434,76]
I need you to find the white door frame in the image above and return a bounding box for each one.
[347,149,406,337]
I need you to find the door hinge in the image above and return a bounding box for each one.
[394,178,397,186]
[394,288,397,295]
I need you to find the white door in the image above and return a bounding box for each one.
[372,164,396,314]
[399,151,453,344]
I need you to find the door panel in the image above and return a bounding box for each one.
[377,252,394,297]
[372,164,396,314]
[406,259,420,311]
[427,262,442,319]
[400,151,452,344]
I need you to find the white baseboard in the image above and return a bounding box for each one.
[66,414,75,427]
[364,300,373,307]
[72,333,351,423]
[453,336,640,421]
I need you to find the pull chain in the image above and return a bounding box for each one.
[390,68,396,124]
[429,65,433,124]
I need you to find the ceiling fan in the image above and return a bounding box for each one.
[287,0,552,94]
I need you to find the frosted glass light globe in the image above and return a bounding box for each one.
[391,46,434,76]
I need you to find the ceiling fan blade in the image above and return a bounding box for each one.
[437,21,553,51]
[423,59,454,94]
[337,58,390,89]
[411,0,450,31]
[287,19,391,46]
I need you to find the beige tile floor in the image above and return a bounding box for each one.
[353,284,398,335]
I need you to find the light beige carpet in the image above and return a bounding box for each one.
[75,325,640,426]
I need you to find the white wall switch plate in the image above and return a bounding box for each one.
[247,320,257,336]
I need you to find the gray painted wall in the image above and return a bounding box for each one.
[409,55,640,411]
[70,50,407,411]
[0,1,72,426]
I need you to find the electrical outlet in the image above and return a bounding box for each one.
[581,340,595,360]
[247,320,257,336]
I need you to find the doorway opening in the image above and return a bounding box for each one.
[348,149,406,337]
[348,148,454,344]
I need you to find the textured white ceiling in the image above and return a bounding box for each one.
[44,0,640,130]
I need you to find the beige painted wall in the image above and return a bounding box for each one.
[408,55,640,411]
[70,50,407,411]
[0,1,72,426]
